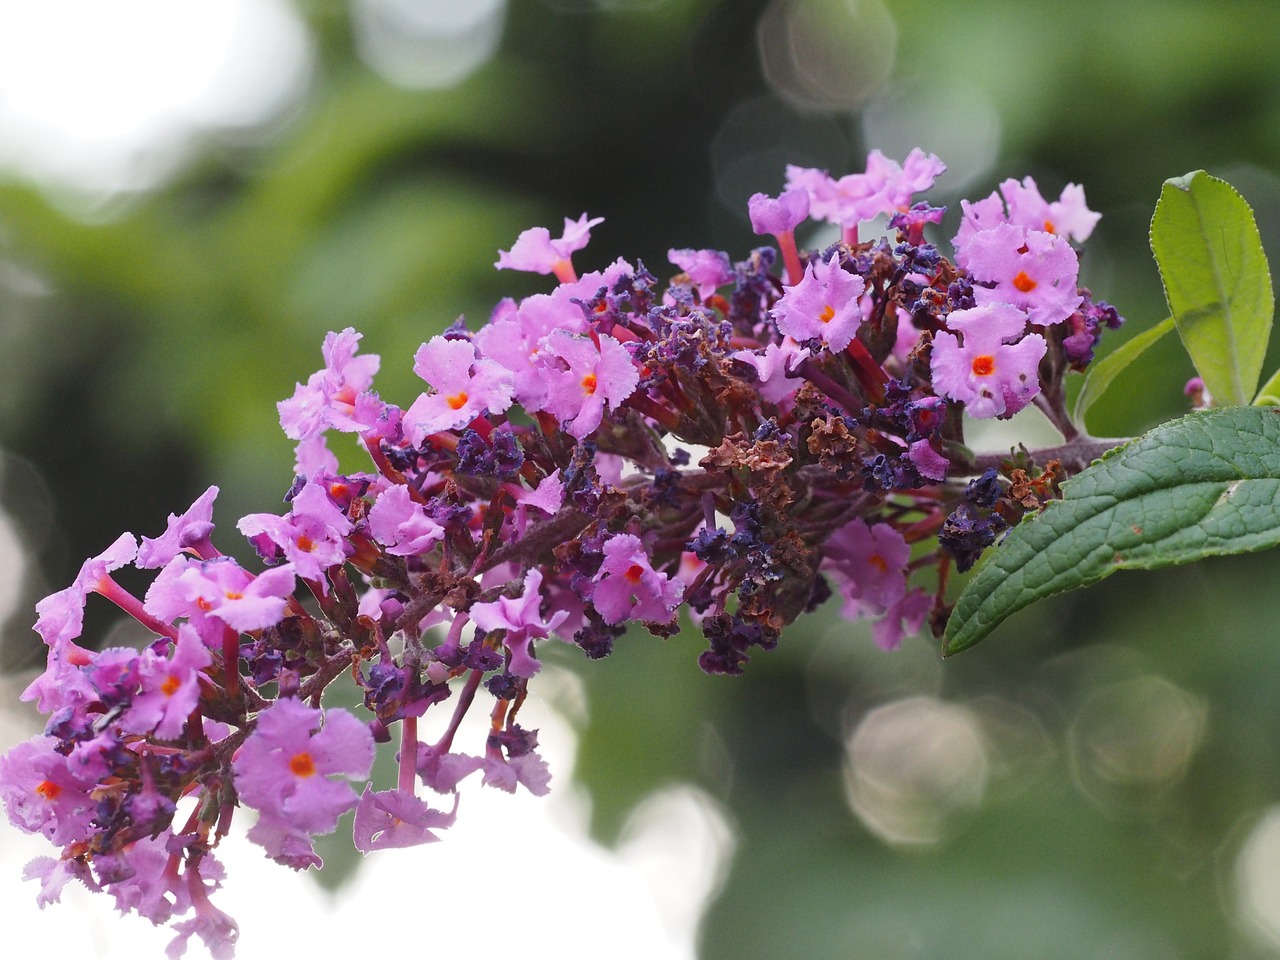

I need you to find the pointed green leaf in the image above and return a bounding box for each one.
[1149,170,1274,406]
[1073,315,1176,427]
[943,406,1280,655]
[1255,365,1280,406]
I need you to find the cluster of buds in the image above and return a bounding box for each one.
[0,149,1123,958]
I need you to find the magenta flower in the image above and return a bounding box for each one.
[591,533,683,625]
[956,177,1100,254]
[821,519,931,650]
[541,330,638,439]
[352,786,456,853]
[469,568,571,677]
[403,335,515,444]
[367,483,445,556]
[474,291,587,411]
[145,555,296,640]
[770,253,866,352]
[33,531,137,647]
[667,247,734,300]
[495,212,604,283]
[137,486,219,569]
[232,698,374,868]
[0,735,97,845]
[787,149,946,231]
[930,303,1048,419]
[121,626,212,740]
[238,480,352,584]
[960,222,1082,326]
[748,188,810,235]
[277,327,380,441]
[731,336,810,405]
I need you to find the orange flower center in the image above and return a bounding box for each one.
[624,563,644,582]
[1012,271,1037,293]
[289,752,317,778]
[581,373,598,395]
[224,589,244,601]
[161,674,182,697]
[868,554,888,574]
[447,391,469,411]
[971,355,996,377]
[818,304,836,324]
[295,535,315,553]
[34,780,61,801]
[1043,219,1056,234]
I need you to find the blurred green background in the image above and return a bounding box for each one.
[3,1,1280,957]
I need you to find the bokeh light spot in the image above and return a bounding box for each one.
[757,0,896,113]
[350,0,506,90]
[843,695,988,846]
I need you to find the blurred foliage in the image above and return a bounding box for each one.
[3,0,1280,957]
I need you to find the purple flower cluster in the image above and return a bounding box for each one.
[1,150,1123,957]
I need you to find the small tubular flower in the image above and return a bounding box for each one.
[404,335,515,444]
[959,222,1083,326]
[591,533,683,625]
[278,327,380,441]
[930,303,1048,419]
[495,213,604,283]
[232,698,374,868]
[770,253,865,352]
[540,330,638,439]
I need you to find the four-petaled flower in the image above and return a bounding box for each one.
[930,302,1048,419]
[404,335,516,444]
[541,330,639,439]
[770,254,866,352]
[232,698,375,869]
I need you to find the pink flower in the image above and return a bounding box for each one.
[731,336,810,405]
[403,336,515,444]
[352,786,456,853]
[954,178,1100,268]
[961,222,1083,326]
[668,248,734,301]
[367,483,445,556]
[474,291,587,410]
[469,568,570,677]
[495,213,604,282]
[137,486,219,569]
[277,327,380,441]
[748,188,810,235]
[502,469,565,539]
[33,532,137,647]
[786,149,945,228]
[930,303,1048,419]
[120,626,212,740]
[956,177,1101,251]
[821,519,931,650]
[232,698,374,868]
[238,479,352,584]
[0,735,97,845]
[591,533,683,625]
[770,254,865,352]
[145,555,296,641]
[541,331,639,439]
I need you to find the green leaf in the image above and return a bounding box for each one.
[1149,170,1274,406]
[1073,315,1176,427]
[1255,365,1280,406]
[943,406,1280,655]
